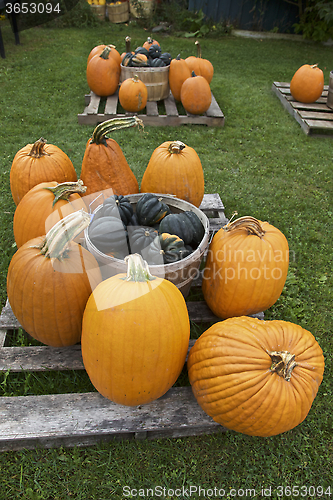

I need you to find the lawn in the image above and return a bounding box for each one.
[0,14,332,500]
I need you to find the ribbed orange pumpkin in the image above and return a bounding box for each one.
[187,316,325,437]
[10,138,77,206]
[86,46,120,97]
[185,41,214,84]
[142,37,160,50]
[13,180,87,248]
[87,44,121,66]
[119,75,148,112]
[180,71,212,115]
[7,211,102,347]
[202,216,289,319]
[81,253,190,406]
[80,117,142,206]
[140,140,205,207]
[290,64,324,103]
[168,54,191,102]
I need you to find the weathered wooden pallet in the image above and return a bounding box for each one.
[77,89,225,127]
[0,193,231,451]
[272,81,333,137]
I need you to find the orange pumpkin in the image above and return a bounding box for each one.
[140,140,205,207]
[119,75,148,112]
[81,253,190,406]
[180,71,212,115]
[185,41,214,84]
[80,117,142,206]
[290,64,324,103]
[187,316,325,437]
[86,46,120,97]
[87,44,121,66]
[202,215,289,319]
[13,180,87,248]
[10,138,77,206]
[168,54,191,102]
[142,36,160,50]
[7,211,102,347]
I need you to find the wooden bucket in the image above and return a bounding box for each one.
[120,65,170,101]
[327,70,333,110]
[107,1,129,23]
[129,0,154,18]
[84,193,210,298]
[90,4,106,20]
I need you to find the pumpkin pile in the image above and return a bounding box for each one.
[122,37,172,68]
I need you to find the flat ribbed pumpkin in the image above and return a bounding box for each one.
[140,140,205,207]
[7,211,102,347]
[187,316,325,437]
[80,117,142,206]
[202,215,289,318]
[81,253,190,406]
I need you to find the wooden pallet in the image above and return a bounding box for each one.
[78,90,225,127]
[272,81,333,137]
[0,194,235,452]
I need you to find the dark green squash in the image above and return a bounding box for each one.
[101,195,133,225]
[128,226,158,255]
[148,44,162,59]
[88,216,129,255]
[158,212,194,245]
[143,233,190,265]
[160,52,172,66]
[122,53,133,67]
[181,211,205,246]
[136,193,169,226]
[149,58,166,67]
[134,46,149,58]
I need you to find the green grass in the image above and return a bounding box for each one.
[0,19,332,500]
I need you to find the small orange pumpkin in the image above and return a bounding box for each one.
[290,63,324,103]
[185,41,214,84]
[86,46,120,97]
[142,36,160,50]
[168,54,191,102]
[119,75,148,112]
[180,71,212,115]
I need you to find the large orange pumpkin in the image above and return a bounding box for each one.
[140,140,205,207]
[86,46,120,97]
[202,215,289,319]
[81,253,190,406]
[187,316,325,437]
[168,54,191,102]
[185,41,214,84]
[7,211,102,347]
[180,71,212,115]
[118,75,148,112]
[80,117,142,206]
[87,44,121,66]
[13,180,87,248]
[10,138,77,206]
[290,64,324,103]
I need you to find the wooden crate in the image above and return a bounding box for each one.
[272,81,333,137]
[78,89,225,127]
[0,194,235,452]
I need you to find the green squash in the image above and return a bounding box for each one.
[158,212,194,245]
[128,226,158,255]
[101,195,133,226]
[136,193,169,226]
[143,233,189,265]
[88,216,129,255]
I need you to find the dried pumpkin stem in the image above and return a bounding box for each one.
[28,138,50,158]
[223,216,265,238]
[195,40,202,59]
[99,46,112,60]
[91,116,144,145]
[124,253,156,282]
[43,179,87,207]
[269,351,297,382]
[38,210,91,259]
[168,141,186,154]
[125,36,131,52]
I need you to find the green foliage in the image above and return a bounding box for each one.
[294,0,333,41]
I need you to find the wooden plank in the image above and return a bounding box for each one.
[84,92,100,115]
[0,387,223,451]
[291,101,331,111]
[0,345,83,372]
[104,92,118,115]
[145,100,159,116]
[206,93,224,118]
[163,93,179,116]
[298,110,333,121]
[305,119,333,131]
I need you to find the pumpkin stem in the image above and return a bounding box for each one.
[43,179,87,207]
[168,141,186,154]
[223,216,266,238]
[195,40,202,59]
[28,138,50,158]
[125,36,131,53]
[91,116,144,146]
[124,253,156,282]
[99,46,112,60]
[269,351,297,382]
[38,210,91,259]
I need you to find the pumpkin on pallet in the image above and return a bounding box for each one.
[140,140,205,207]
[7,210,102,347]
[87,43,121,66]
[169,54,191,102]
[187,316,325,437]
[290,63,324,104]
[86,46,121,97]
[181,71,212,115]
[81,253,190,406]
[119,75,148,112]
[10,138,77,206]
[185,40,214,84]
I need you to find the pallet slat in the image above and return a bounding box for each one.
[78,90,225,127]
[272,81,333,136]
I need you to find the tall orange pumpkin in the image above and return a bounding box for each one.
[80,117,142,207]
[185,41,214,84]
[86,46,120,97]
[87,44,121,66]
[13,180,87,248]
[140,140,205,208]
[81,253,190,406]
[290,63,324,103]
[168,54,191,102]
[187,316,325,437]
[7,210,102,347]
[202,215,289,319]
[10,138,77,206]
